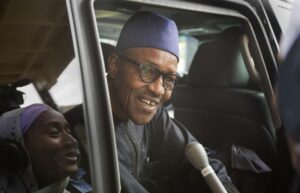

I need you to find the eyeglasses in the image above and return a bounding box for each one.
[119,54,181,90]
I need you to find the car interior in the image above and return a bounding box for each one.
[95,1,286,191]
[0,0,294,193]
[171,25,277,193]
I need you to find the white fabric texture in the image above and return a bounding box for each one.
[280,0,300,59]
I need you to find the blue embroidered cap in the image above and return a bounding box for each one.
[116,11,179,61]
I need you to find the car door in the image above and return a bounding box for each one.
[66,0,292,193]
[1,0,292,192]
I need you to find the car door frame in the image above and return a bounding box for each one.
[66,0,120,193]
[65,0,288,192]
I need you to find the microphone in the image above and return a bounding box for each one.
[185,142,228,193]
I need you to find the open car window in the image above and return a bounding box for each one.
[90,0,290,192]
[0,0,94,192]
[75,0,286,192]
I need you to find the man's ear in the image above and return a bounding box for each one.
[107,53,120,79]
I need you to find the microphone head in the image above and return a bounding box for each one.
[185,142,209,169]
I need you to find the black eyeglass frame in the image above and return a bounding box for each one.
[118,54,181,90]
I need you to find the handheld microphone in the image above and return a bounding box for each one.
[185,142,228,193]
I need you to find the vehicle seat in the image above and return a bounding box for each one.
[171,27,277,170]
[100,42,115,71]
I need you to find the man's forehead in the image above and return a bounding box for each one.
[124,47,178,72]
[126,47,177,61]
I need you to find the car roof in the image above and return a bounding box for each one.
[0,0,73,89]
[0,0,281,91]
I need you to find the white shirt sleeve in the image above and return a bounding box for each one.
[280,0,300,59]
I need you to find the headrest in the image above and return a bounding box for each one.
[101,43,115,62]
[188,27,250,88]
[100,43,115,72]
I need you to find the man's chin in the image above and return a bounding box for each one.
[131,113,155,125]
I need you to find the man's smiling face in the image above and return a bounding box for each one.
[108,47,178,125]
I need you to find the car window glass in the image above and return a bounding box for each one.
[0,0,94,192]
[269,0,293,33]
[19,83,43,107]
[178,35,199,75]
[49,58,83,107]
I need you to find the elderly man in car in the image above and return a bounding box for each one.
[106,11,239,193]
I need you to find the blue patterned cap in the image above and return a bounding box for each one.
[116,11,179,61]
